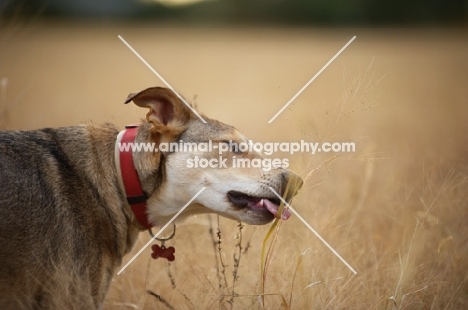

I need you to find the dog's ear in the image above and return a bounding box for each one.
[125,87,194,140]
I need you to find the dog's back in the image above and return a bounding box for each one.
[0,126,127,309]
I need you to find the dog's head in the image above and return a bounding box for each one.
[125,87,303,226]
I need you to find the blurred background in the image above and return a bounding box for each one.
[1,0,468,25]
[1,1,468,309]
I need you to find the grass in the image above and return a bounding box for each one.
[105,65,468,309]
[105,162,468,309]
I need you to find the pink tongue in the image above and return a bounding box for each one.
[254,199,291,220]
[264,199,291,220]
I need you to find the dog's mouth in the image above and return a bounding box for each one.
[227,191,291,220]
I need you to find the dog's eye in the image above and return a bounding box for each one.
[222,140,242,154]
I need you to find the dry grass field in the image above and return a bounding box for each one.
[1,23,468,309]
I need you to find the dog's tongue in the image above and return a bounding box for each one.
[264,199,292,220]
[249,199,291,220]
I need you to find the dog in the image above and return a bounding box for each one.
[0,87,303,309]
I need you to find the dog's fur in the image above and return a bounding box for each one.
[0,87,302,309]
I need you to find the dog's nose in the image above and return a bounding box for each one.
[281,170,304,202]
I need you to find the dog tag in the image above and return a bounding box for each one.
[151,244,175,261]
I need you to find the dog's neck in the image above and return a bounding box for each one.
[115,125,153,229]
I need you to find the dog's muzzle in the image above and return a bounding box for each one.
[227,170,304,220]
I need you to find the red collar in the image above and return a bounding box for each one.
[116,125,152,229]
